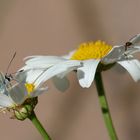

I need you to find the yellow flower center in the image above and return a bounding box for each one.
[25,83,35,93]
[70,40,112,60]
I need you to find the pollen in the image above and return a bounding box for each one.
[25,83,35,93]
[71,40,112,60]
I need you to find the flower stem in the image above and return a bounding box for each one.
[95,72,118,140]
[28,111,51,140]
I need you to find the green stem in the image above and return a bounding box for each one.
[95,72,118,140]
[28,111,51,140]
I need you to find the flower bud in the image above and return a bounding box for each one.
[14,97,38,121]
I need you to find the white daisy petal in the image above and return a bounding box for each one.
[34,60,82,88]
[129,34,140,44]
[52,76,70,92]
[125,46,140,55]
[102,46,125,64]
[133,45,140,49]
[24,56,66,69]
[0,94,14,108]
[16,70,45,86]
[25,55,64,61]
[77,59,100,88]
[24,55,46,60]
[9,83,27,104]
[62,50,76,59]
[117,59,140,81]
[26,70,45,84]
[31,87,48,97]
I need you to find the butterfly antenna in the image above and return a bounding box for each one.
[5,52,16,76]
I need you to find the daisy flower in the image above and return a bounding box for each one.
[0,71,48,120]
[20,35,140,89]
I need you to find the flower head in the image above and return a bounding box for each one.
[70,41,112,60]
[0,71,48,120]
[21,36,140,89]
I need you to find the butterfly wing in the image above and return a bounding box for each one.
[0,72,7,93]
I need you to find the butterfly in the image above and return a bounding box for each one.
[0,52,16,92]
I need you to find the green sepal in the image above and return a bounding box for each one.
[14,97,38,121]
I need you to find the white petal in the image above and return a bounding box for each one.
[34,60,82,87]
[26,70,45,84]
[129,34,140,44]
[24,56,66,69]
[62,50,76,59]
[102,46,125,64]
[31,87,48,97]
[117,59,140,81]
[0,94,14,107]
[124,46,140,55]
[52,76,70,92]
[133,45,140,49]
[77,59,100,88]
[25,55,64,61]
[9,83,27,104]
[16,70,46,86]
